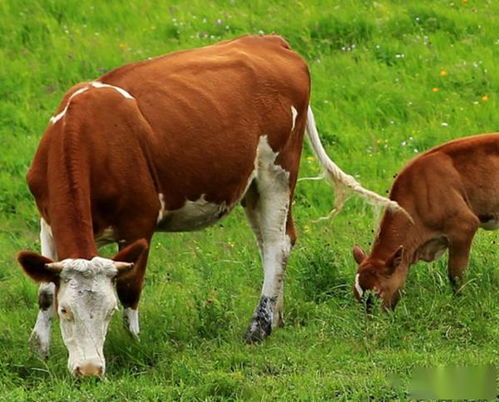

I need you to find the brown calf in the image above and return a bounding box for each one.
[353,133,499,310]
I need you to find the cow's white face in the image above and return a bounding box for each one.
[56,257,119,377]
[17,239,147,378]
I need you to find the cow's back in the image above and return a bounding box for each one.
[100,34,310,148]
[99,35,311,213]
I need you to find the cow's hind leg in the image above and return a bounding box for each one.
[30,219,57,358]
[275,210,297,327]
[243,160,294,343]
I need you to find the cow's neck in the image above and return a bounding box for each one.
[47,131,97,260]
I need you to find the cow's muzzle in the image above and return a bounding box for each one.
[73,361,104,378]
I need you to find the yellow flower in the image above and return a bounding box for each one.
[481,95,489,103]
[439,69,448,77]
[230,371,243,380]
[432,87,440,93]
[119,43,127,49]
[306,156,315,162]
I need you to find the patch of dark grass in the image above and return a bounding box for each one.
[294,241,351,304]
[309,16,374,51]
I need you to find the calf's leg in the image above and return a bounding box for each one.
[447,214,479,291]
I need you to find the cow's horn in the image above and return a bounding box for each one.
[44,262,64,272]
[114,262,134,272]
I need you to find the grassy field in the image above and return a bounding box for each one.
[1,0,498,399]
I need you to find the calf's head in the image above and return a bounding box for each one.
[17,240,147,377]
[352,245,407,311]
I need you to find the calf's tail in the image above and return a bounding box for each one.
[305,106,411,220]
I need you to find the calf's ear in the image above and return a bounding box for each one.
[386,245,404,275]
[352,245,367,265]
[112,239,148,277]
[17,251,61,283]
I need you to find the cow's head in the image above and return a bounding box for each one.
[17,239,147,377]
[352,245,407,311]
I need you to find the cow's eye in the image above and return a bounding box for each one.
[59,307,72,319]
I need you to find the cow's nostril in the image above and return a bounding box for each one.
[74,363,103,377]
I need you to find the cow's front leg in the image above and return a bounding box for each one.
[29,283,55,358]
[123,307,140,339]
[30,218,57,358]
[116,242,150,340]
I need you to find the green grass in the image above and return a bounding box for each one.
[1,0,498,400]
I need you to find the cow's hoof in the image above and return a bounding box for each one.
[244,318,272,344]
[29,331,49,359]
[123,308,140,340]
[245,296,275,343]
[273,310,284,328]
[126,327,140,341]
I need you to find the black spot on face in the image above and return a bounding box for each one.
[39,290,53,311]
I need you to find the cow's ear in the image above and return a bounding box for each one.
[386,246,404,275]
[112,239,148,277]
[17,251,61,283]
[352,245,367,265]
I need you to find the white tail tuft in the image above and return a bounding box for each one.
[305,106,413,222]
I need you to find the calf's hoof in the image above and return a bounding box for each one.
[449,276,464,294]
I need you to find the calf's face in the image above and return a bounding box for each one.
[352,245,406,310]
[18,240,147,377]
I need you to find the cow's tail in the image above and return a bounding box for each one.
[305,106,412,222]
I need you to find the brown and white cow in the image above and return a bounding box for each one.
[353,133,499,310]
[17,35,398,377]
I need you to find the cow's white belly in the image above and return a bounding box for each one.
[154,135,283,232]
[157,195,231,232]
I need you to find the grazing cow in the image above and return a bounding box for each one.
[353,133,499,310]
[17,35,397,377]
